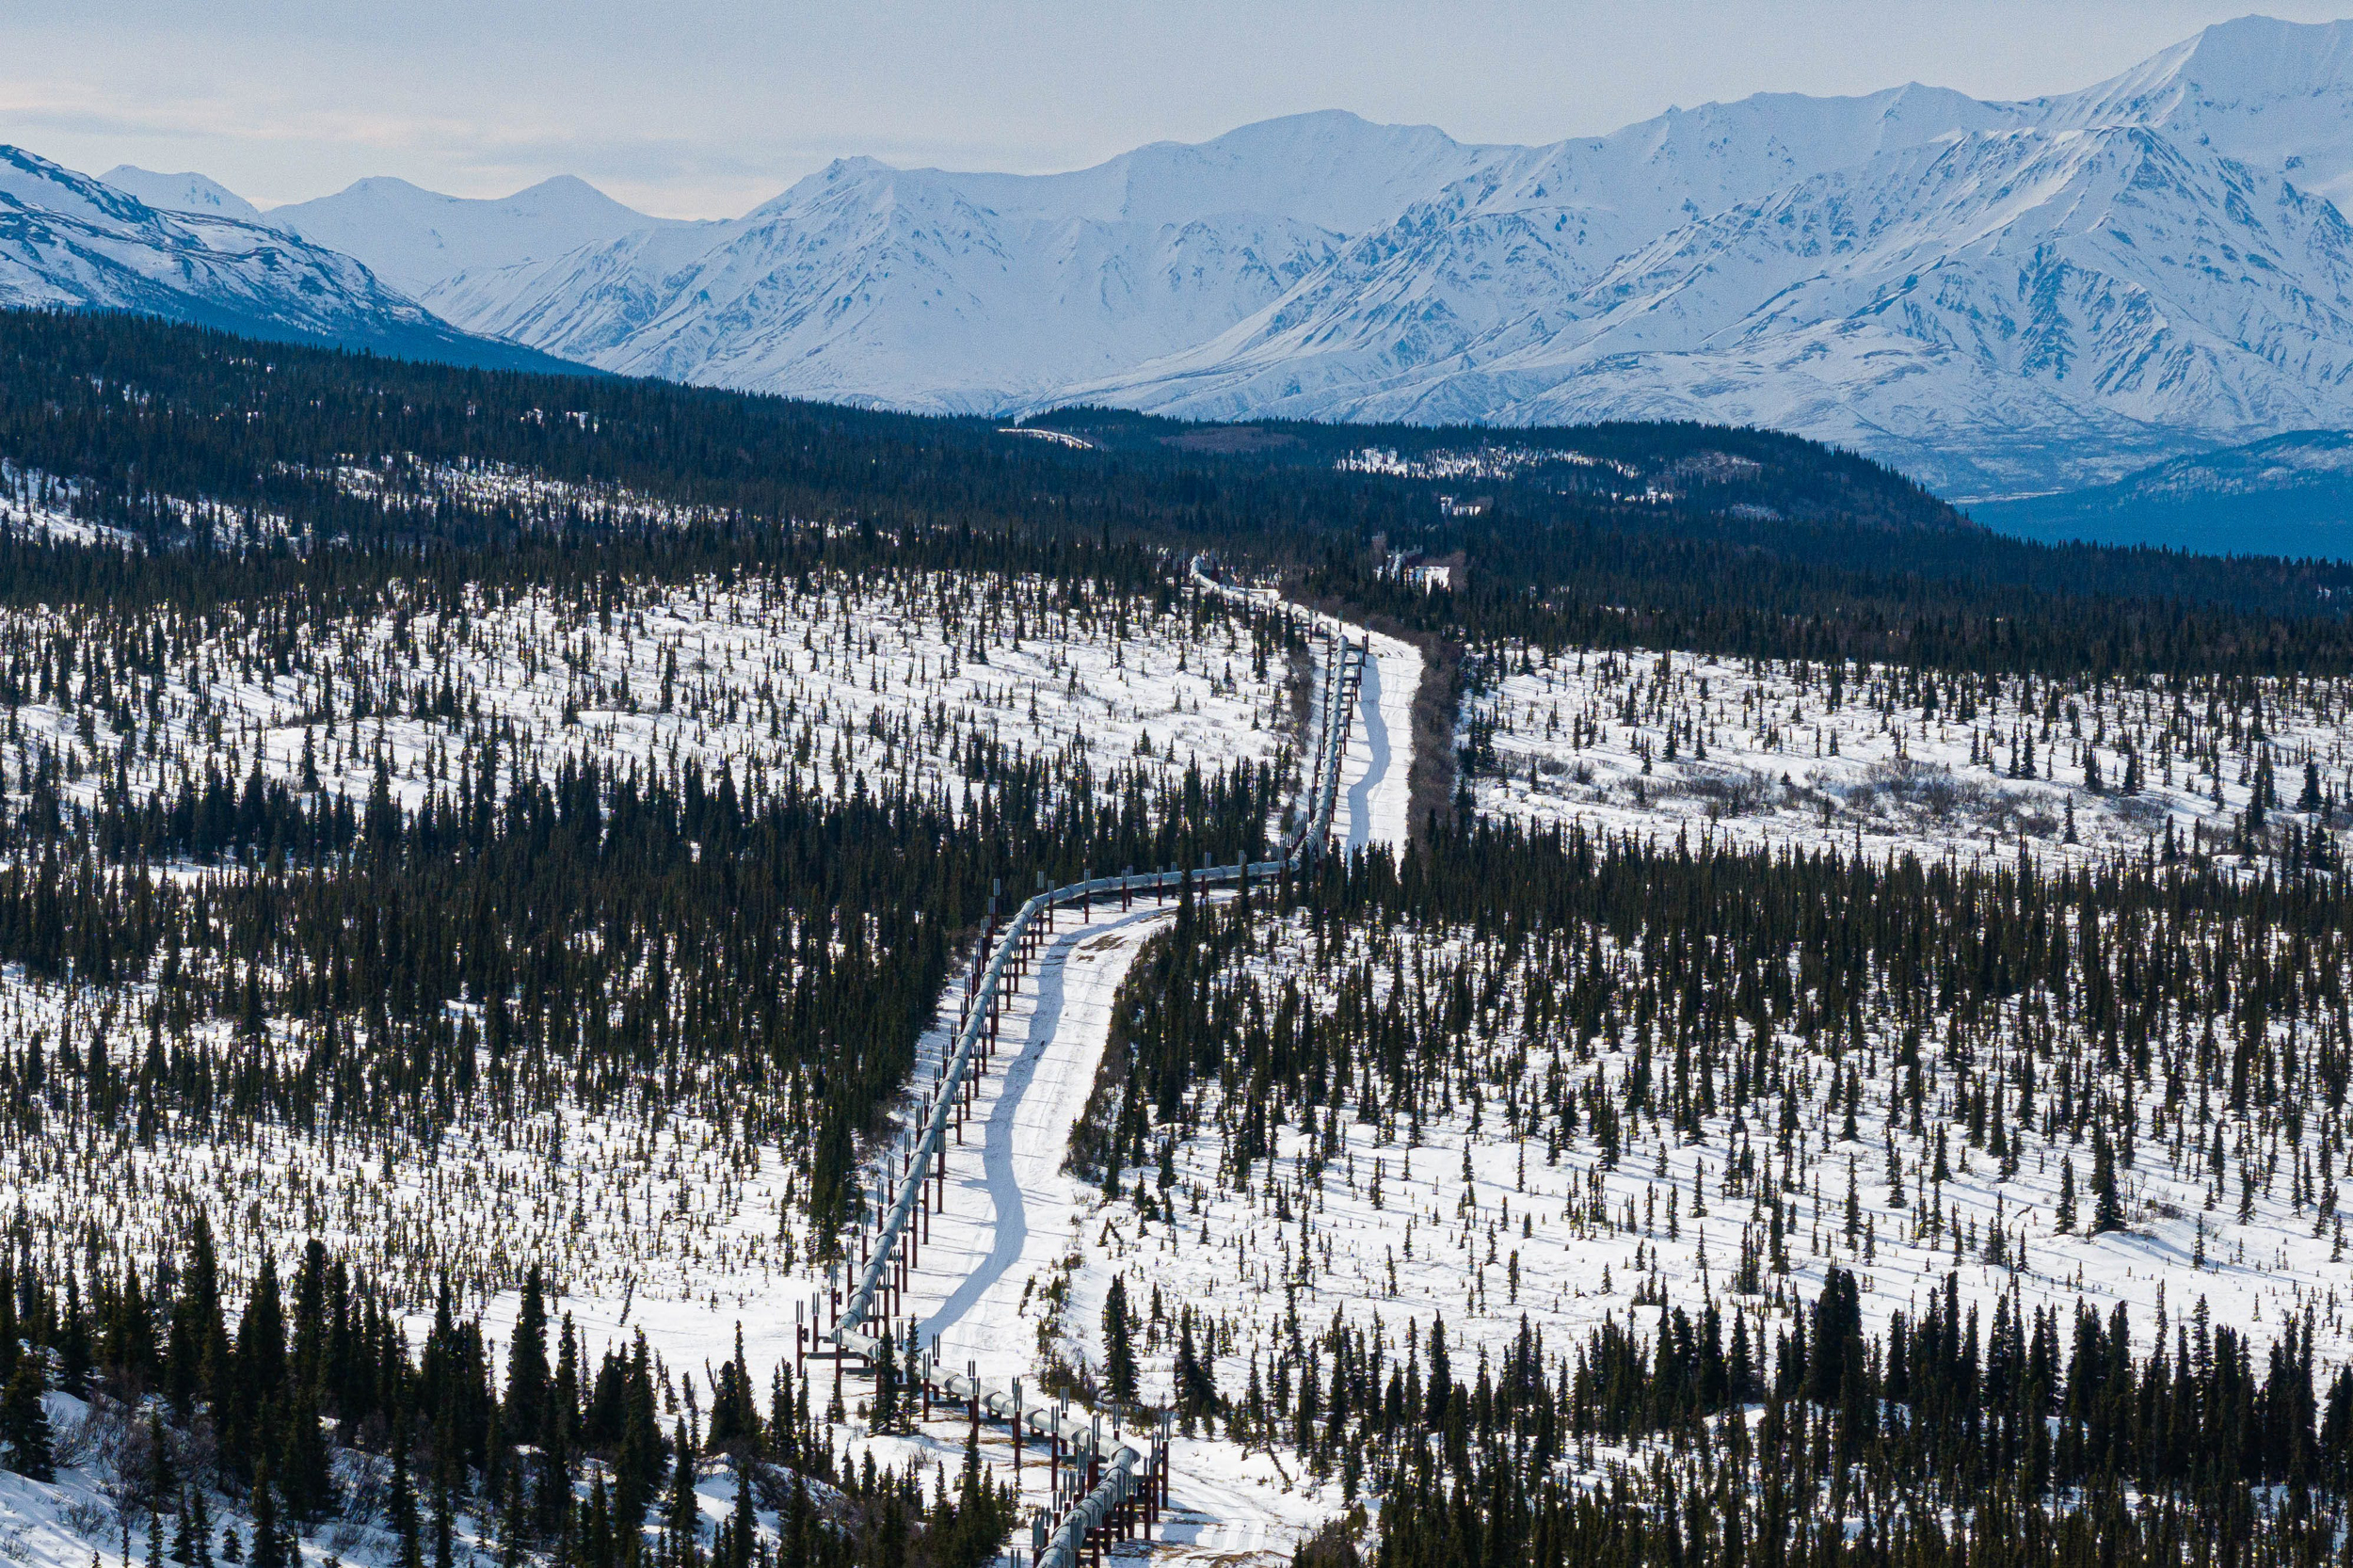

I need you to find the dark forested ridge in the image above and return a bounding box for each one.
[8,311,2353,677]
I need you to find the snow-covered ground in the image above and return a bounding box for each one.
[1463,642,2353,870]
[1,461,135,546]
[0,565,1330,1568]
[0,1387,837,1568]
[0,562,1312,1384]
[1033,892,2353,1557]
[33,585,2353,1568]
[0,569,1293,831]
[828,617,1415,1560]
[874,896,1335,1561]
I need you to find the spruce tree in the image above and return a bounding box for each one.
[389,1432,424,1568]
[504,1266,550,1447]
[1102,1274,1138,1409]
[728,1456,757,1568]
[246,1465,284,1568]
[2090,1124,2125,1234]
[1,1359,56,1480]
[170,1497,197,1568]
[664,1421,701,1564]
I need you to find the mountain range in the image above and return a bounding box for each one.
[0,148,582,372]
[23,13,2353,498]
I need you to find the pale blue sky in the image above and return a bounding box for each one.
[7,2,2350,217]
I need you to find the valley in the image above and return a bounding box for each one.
[0,309,2347,1568]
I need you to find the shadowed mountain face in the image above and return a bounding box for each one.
[1973,430,2353,561]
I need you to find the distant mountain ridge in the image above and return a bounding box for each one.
[41,13,2353,504]
[0,148,573,371]
[1973,429,2353,560]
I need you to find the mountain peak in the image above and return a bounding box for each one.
[2041,13,2353,203]
[2170,12,2353,88]
[1,146,152,229]
[0,147,574,372]
[265,173,666,296]
[100,166,263,224]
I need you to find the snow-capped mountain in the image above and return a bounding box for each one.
[101,165,264,223]
[38,14,2353,495]
[421,114,1460,412]
[0,148,577,370]
[1059,87,2031,445]
[400,14,2353,495]
[1102,120,2353,494]
[2036,15,2353,208]
[265,174,689,297]
[426,149,1348,412]
[438,100,2008,419]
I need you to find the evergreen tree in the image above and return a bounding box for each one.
[704,1325,760,1456]
[504,1266,550,1447]
[188,1490,214,1568]
[728,1456,757,1568]
[170,1496,196,1568]
[2090,1124,2126,1234]
[388,1431,424,1568]
[1102,1275,1138,1409]
[1,1360,55,1480]
[664,1421,700,1565]
[246,1464,284,1568]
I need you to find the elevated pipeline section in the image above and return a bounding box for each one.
[818,567,1365,1566]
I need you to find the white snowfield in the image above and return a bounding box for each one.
[1330,632,1420,857]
